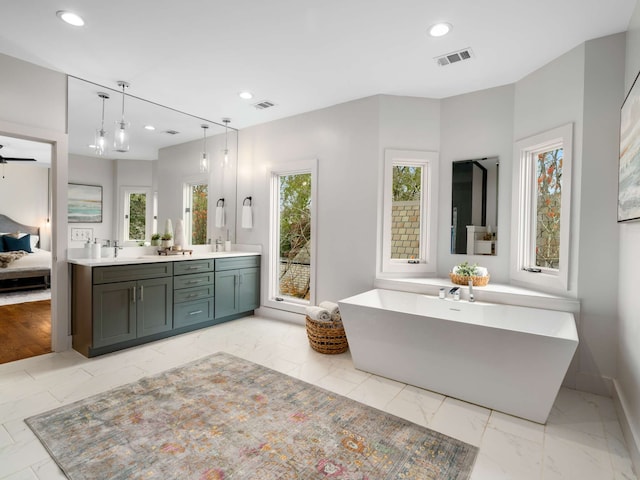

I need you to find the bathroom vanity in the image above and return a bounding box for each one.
[69,253,260,357]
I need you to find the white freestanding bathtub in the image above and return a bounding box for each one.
[338,289,578,423]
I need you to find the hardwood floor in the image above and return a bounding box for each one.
[0,300,51,364]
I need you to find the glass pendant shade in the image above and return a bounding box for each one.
[200,152,209,173]
[114,81,130,153]
[200,124,209,173]
[221,118,231,168]
[95,92,110,156]
[95,128,108,156]
[114,120,130,152]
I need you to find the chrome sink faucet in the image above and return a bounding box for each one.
[468,279,475,302]
[113,240,123,258]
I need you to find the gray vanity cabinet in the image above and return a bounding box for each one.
[72,255,260,358]
[92,276,173,348]
[72,262,173,356]
[173,259,215,328]
[214,256,260,319]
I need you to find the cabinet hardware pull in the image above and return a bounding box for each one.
[132,286,136,304]
[140,285,144,302]
[189,310,203,316]
[187,279,202,284]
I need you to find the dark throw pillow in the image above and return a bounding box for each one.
[3,233,33,253]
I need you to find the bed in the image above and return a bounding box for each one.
[0,214,51,292]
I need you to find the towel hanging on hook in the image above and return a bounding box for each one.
[242,196,253,229]
[215,198,225,228]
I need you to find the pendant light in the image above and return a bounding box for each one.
[200,124,210,173]
[114,81,130,152]
[94,92,109,156]
[222,118,230,167]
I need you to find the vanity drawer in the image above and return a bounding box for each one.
[215,255,260,271]
[174,285,214,304]
[174,259,215,275]
[93,262,172,284]
[173,272,214,290]
[174,298,214,328]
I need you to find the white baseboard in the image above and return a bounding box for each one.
[254,306,305,325]
[613,379,640,478]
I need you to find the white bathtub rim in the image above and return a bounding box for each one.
[339,288,578,342]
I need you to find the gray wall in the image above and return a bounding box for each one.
[619,0,640,469]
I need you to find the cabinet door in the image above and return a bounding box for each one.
[93,281,137,348]
[214,270,238,318]
[238,267,260,313]
[137,277,173,337]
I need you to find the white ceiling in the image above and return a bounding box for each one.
[0,0,636,137]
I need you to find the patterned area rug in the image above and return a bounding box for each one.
[26,352,478,479]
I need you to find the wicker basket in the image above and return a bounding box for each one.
[306,316,349,354]
[449,272,490,286]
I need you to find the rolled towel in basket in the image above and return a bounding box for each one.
[318,301,339,317]
[305,306,331,322]
[476,267,489,277]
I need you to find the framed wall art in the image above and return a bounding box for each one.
[68,183,103,223]
[618,70,640,222]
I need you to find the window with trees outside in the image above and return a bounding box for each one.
[511,124,572,291]
[184,182,208,245]
[381,149,438,274]
[123,188,151,243]
[268,159,317,311]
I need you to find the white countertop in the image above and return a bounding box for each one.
[68,251,259,267]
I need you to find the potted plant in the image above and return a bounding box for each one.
[161,232,173,249]
[151,233,161,247]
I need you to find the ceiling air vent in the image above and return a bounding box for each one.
[164,130,180,135]
[435,48,474,67]
[253,100,276,110]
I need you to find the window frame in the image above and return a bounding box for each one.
[380,149,439,275]
[511,123,573,292]
[266,159,318,314]
[120,186,152,245]
[183,178,209,246]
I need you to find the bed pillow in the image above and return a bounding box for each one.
[2,233,33,253]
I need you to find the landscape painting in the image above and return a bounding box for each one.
[619,71,640,222]
[68,183,102,223]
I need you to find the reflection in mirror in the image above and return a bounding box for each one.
[67,77,236,247]
[451,157,499,255]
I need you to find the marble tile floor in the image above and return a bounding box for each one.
[0,316,636,480]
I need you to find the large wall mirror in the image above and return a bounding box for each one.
[68,77,238,247]
[451,156,499,255]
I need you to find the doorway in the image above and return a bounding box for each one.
[0,119,70,361]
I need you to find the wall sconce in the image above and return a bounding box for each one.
[114,81,130,152]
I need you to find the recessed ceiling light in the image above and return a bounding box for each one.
[239,91,254,100]
[429,22,452,37]
[144,125,156,131]
[56,10,85,27]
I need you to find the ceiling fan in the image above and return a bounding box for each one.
[0,144,37,163]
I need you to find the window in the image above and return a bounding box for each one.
[268,159,317,312]
[184,182,208,245]
[511,124,573,291]
[381,149,438,274]
[122,188,152,243]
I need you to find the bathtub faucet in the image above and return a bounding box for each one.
[468,279,475,302]
[449,287,460,301]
